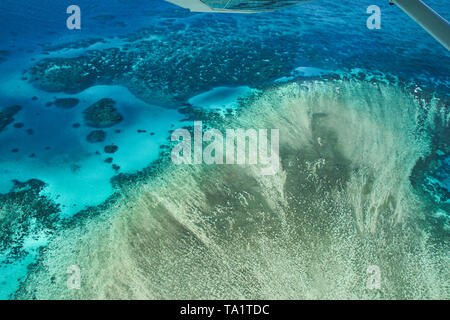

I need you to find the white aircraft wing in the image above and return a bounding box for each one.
[393,0,450,50]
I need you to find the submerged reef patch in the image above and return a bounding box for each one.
[28,17,301,105]
[0,105,22,133]
[29,56,98,94]
[86,130,106,143]
[83,98,123,128]
[0,179,59,257]
[52,98,80,109]
[104,144,118,154]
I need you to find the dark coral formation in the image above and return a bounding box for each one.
[0,105,22,132]
[83,98,123,128]
[0,179,59,257]
[53,98,80,109]
[27,17,300,106]
[29,55,99,94]
[104,144,118,154]
[86,130,106,143]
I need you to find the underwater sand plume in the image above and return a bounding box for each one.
[15,80,449,300]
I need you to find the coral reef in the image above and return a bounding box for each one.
[0,105,22,133]
[0,180,59,257]
[28,18,300,105]
[83,98,123,128]
[104,144,118,154]
[53,98,80,109]
[86,130,106,143]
